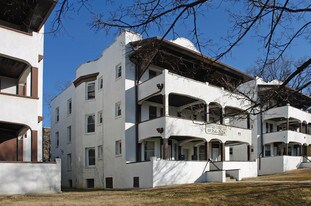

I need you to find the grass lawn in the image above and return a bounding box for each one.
[0,168,310,206]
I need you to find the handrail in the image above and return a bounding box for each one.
[303,156,311,163]
[208,158,221,171]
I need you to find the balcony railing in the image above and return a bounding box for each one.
[0,93,38,129]
[263,130,311,145]
[263,105,311,122]
[139,116,251,144]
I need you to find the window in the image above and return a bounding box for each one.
[115,102,122,117]
[68,179,72,188]
[133,177,139,188]
[149,70,157,79]
[67,126,71,143]
[144,141,155,161]
[98,145,103,159]
[115,64,122,79]
[86,179,94,188]
[67,153,72,170]
[67,99,72,115]
[98,76,103,90]
[55,107,59,122]
[98,111,103,124]
[86,82,95,100]
[266,123,269,133]
[105,177,113,188]
[149,106,157,120]
[115,140,122,156]
[55,132,59,148]
[229,148,233,155]
[86,114,95,133]
[85,148,95,166]
[265,145,271,156]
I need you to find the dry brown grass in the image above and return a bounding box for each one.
[1,168,311,206]
[245,168,311,181]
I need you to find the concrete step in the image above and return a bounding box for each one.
[226,176,236,182]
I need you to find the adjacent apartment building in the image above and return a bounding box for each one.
[0,0,61,195]
[51,31,311,189]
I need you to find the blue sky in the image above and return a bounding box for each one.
[42,1,309,127]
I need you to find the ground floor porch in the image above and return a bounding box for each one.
[139,136,252,163]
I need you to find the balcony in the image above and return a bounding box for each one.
[263,130,311,145]
[0,93,38,129]
[138,69,250,110]
[263,105,311,122]
[138,116,251,144]
[138,73,165,101]
[0,28,42,66]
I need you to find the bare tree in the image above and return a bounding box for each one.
[51,0,311,105]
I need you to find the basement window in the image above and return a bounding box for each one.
[86,179,94,189]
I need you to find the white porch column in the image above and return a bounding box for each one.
[164,94,169,116]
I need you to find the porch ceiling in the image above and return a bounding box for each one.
[169,94,198,107]
[0,0,57,32]
[0,122,24,141]
[0,56,28,78]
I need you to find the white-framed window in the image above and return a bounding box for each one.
[115,140,122,156]
[67,153,72,171]
[115,64,122,79]
[115,102,121,117]
[67,98,72,115]
[98,111,103,124]
[144,141,155,161]
[98,76,103,90]
[67,126,71,143]
[86,114,95,133]
[98,145,103,159]
[86,82,95,100]
[55,107,59,122]
[55,131,59,148]
[85,147,95,166]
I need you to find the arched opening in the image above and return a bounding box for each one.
[0,121,30,161]
[0,54,37,98]
[224,106,249,129]
[209,102,222,124]
[169,93,206,121]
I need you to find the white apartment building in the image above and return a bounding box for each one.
[241,79,311,175]
[51,31,266,189]
[0,0,61,195]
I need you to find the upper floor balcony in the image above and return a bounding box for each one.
[0,93,38,129]
[263,130,311,145]
[138,69,250,111]
[138,116,251,144]
[263,105,311,123]
[0,28,43,66]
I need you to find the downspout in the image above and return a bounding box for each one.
[135,64,140,162]
[259,105,264,170]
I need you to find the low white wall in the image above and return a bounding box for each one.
[125,161,153,188]
[212,161,257,179]
[259,156,284,175]
[226,170,241,181]
[300,163,311,168]
[0,159,61,195]
[259,156,303,175]
[152,159,209,187]
[283,156,302,171]
[206,170,225,182]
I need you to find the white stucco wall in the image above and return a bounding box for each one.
[0,159,61,195]
[211,161,257,179]
[152,159,209,187]
[206,170,225,182]
[259,156,303,175]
